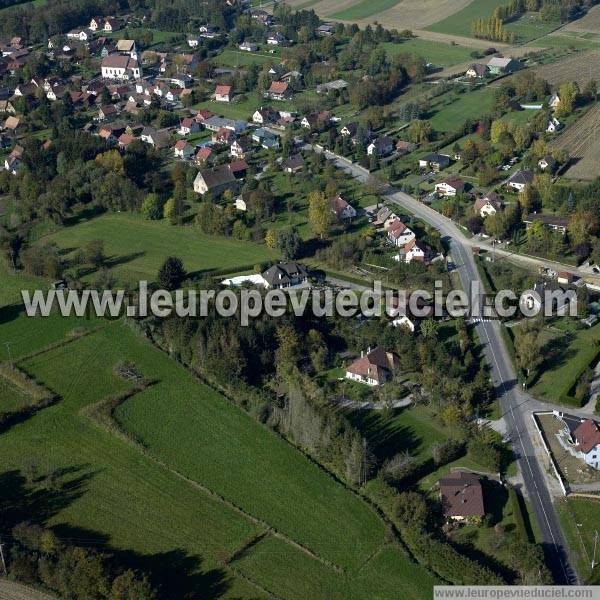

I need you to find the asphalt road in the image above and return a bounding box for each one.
[319,149,578,584]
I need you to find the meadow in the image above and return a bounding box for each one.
[428,87,496,133]
[39,212,278,285]
[426,0,507,38]
[382,39,477,68]
[329,0,401,22]
[0,314,435,597]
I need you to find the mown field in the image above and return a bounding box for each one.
[426,0,507,37]
[0,309,436,598]
[382,38,477,68]
[428,87,496,132]
[39,212,278,285]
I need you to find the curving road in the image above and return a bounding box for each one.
[316,149,578,584]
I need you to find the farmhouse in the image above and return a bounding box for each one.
[345,347,398,387]
[439,471,485,522]
[487,56,520,75]
[474,192,503,217]
[523,213,569,234]
[261,262,309,289]
[435,176,465,197]
[419,152,450,172]
[507,170,534,192]
[215,84,232,102]
[466,64,489,79]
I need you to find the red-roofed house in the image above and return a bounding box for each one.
[117,133,135,149]
[387,220,416,248]
[266,81,291,101]
[174,139,194,159]
[345,347,398,386]
[179,117,199,136]
[195,108,214,122]
[330,195,356,220]
[215,85,232,102]
[194,147,214,165]
[573,419,600,469]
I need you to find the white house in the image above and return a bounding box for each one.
[173,140,194,159]
[507,170,534,192]
[474,192,503,217]
[404,240,425,263]
[330,195,357,220]
[178,117,199,136]
[435,176,465,197]
[548,93,561,110]
[215,84,232,102]
[89,17,101,31]
[388,221,416,247]
[67,29,89,41]
[345,347,398,386]
[239,41,258,52]
[547,117,562,133]
[391,315,417,333]
[103,18,120,32]
[188,37,200,48]
[572,419,600,470]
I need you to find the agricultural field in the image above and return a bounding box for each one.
[533,49,600,88]
[552,103,600,181]
[562,4,600,33]
[38,212,278,285]
[426,0,507,38]
[0,313,437,599]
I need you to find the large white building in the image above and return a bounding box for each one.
[101,53,142,80]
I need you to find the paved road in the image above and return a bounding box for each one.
[317,149,578,584]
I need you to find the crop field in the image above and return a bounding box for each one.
[0,316,435,598]
[39,212,278,285]
[286,0,474,32]
[533,49,600,88]
[552,103,600,181]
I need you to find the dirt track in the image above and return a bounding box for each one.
[0,581,56,600]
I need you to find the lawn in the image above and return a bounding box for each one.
[556,497,600,584]
[429,87,496,133]
[38,212,279,285]
[0,316,436,597]
[426,0,508,37]
[196,92,295,121]
[329,0,401,21]
[530,321,600,405]
[213,48,278,68]
[382,39,477,68]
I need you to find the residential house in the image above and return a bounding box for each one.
[140,126,170,149]
[396,140,414,156]
[267,32,286,45]
[316,79,348,94]
[253,106,279,125]
[388,293,433,332]
[117,133,135,149]
[4,153,21,175]
[3,116,20,131]
[103,18,120,32]
[194,146,213,165]
[523,213,569,234]
[330,195,357,220]
[282,154,304,173]
[67,29,89,41]
[229,159,249,179]
[187,37,200,48]
[199,25,218,39]
[239,41,258,52]
[202,116,247,134]
[548,93,561,110]
[252,127,279,150]
[266,81,291,101]
[435,175,466,197]
[439,471,485,521]
[98,104,118,121]
[230,137,254,159]
[260,262,309,289]
[507,170,534,192]
[419,152,450,172]
[89,17,102,30]
[215,84,232,102]
[538,155,557,171]
[466,64,489,78]
[173,140,194,159]
[487,56,520,75]
[178,117,199,136]
[195,108,214,123]
[212,127,236,145]
[301,111,330,129]
[572,419,600,470]
[373,206,399,230]
[340,122,358,137]
[0,100,16,114]
[474,192,503,218]
[250,9,272,25]
[193,164,239,195]
[345,347,398,386]
[367,136,394,157]
[387,220,416,248]
[557,271,574,285]
[404,239,426,263]
[520,280,573,314]
[546,117,562,133]
[316,24,334,36]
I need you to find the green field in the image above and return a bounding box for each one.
[329,0,400,21]
[213,48,278,68]
[504,14,561,43]
[0,315,436,598]
[530,321,600,404]
[531,32,600,50]
[382,39,476,68]
[429,87,496,132]
[426,0,507,37]
[556,497,600,584]
[0,377,29,412]
[39,212,278,285]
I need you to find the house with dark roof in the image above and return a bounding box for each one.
[345,347,399,386]
[330,195,356,220]
[435,175,465,197]
[193,164,239,196]
[466,64,489,78]
[419,152,450,172]
[282,154,304,173]
[474,192,504,217]
[439,471,485,521]
[367,136,394,157]
[261,262,309,289]
[523,213,569,234]
[507,169,534,192]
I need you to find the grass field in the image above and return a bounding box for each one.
[0,377,29,412]
[39,212,278,285]
[426,0,507,37]
[530,321,600,404]
[329,0,400,21]
[556,497,600,584]
[0,315,436,598]
[429,87,496,132]
[213,48,278,68]
[382,39,477,68]
[504,13,561,43]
